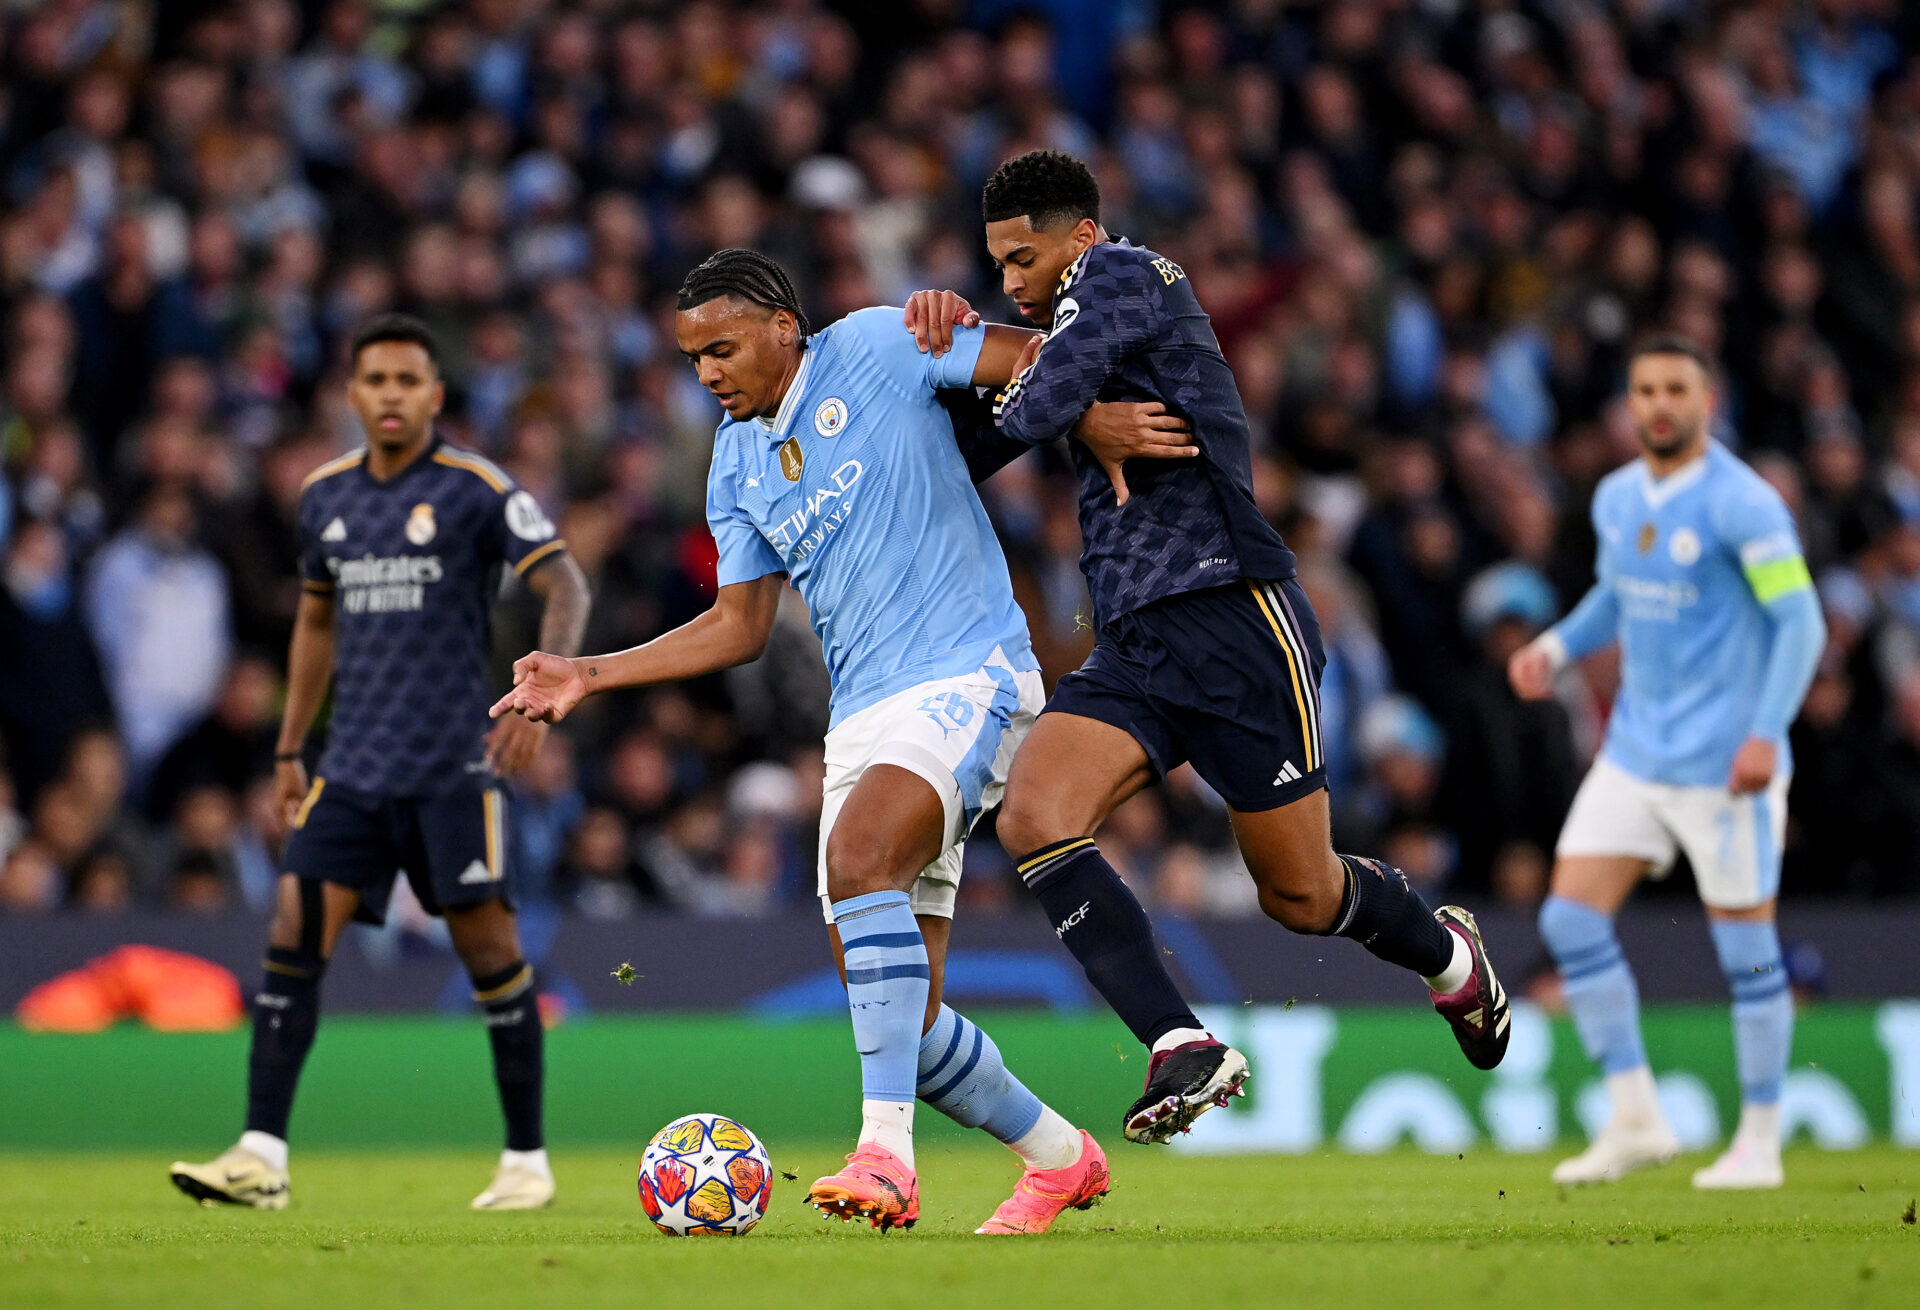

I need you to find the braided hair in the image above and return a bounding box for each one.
[676,248,810,336]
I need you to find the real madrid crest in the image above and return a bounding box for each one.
[1636,522,1655,554]
[814,396,847,438]
[779,436,804,482]
[406,502,437,546]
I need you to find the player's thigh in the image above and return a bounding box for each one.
[1228,787,1346,931]
[820,660,1036,907]
[276,782,397,950]
[1664,772,1789,913]
[1548,856,1650,915]
[444,899,525,978]
[265,872,362,958]
[997,711,1156,853]
[821,763,949,900]
[1552,758,1673,911]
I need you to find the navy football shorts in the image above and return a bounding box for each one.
[281,776,511,925]
[1045,577,1327,812]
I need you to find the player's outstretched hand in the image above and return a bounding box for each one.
[905,289,979,357]
[1074,402,1199,507]
[490,651,589,725]
[1507,640,1556,700]
[1727,736,1777,793]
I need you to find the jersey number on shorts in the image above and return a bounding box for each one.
[917,693,975,739]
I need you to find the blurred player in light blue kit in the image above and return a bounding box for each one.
[1510,335,1825,1189]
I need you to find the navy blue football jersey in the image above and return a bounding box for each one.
[994,239,1297,626]
[297,438,569,796]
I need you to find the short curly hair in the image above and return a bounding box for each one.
[982,149,1100,231]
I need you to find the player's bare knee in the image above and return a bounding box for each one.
[447,902,521,977]
[1256,883,1335,933]
[995,786,1069,856]
[266,875,319,952]
[265,908,302,951]
[823,827,915,901]
[1252,853,1343,934]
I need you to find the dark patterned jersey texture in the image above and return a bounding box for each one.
[296,437,568,796]
[995,239,1296,627]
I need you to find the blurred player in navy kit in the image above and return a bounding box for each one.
[169,315,590,1212]
[906,151,1513,1144]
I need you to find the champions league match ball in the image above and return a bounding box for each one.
[637,1113,774,1236]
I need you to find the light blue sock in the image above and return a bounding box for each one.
[1539,895,1647,1074]
[917,1004,1043,1144]
[1709,919,1793,1106]
[832,891,929,1103]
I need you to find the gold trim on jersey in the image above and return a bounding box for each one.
[513,539,568,576]
[300,449,366,492]
[432,448,509,492]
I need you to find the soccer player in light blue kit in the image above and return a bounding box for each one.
[1509,335,1825,1189]
[494,251,1191,1233]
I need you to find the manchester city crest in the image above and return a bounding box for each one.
[406,502,437,546]
[814,397,847,437]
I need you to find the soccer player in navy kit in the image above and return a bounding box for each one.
[908,151,1513,1143]
[170,316,590,1212]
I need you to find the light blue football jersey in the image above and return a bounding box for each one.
[1573,442,1814,786]
[705,308,1037,727]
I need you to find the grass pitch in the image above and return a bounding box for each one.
[3,1146,1916,1310]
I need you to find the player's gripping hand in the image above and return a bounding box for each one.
[486,713,548,779]
[274,757,310,828]
[1727,737,1777,794]
[904,289,981,357]
[490,651,589,725]
[1507,639,1558,700]
[1074,402,1199,507]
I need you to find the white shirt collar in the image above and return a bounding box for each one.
[756,347,814,442]
[1639,444,1712,509]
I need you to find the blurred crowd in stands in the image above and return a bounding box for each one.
[4,0,1920,926]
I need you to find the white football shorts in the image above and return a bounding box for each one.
[816,645,1045,921]
[1555,755,1790,909]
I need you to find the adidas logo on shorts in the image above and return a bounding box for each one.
[1273,760,1303,786]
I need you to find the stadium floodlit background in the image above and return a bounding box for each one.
[5,0,1920,1113]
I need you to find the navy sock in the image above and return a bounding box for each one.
[244,946,326,1139]
[472,961,544,1152]
[1017,838,1201,1048]
[1325,854,1454,977]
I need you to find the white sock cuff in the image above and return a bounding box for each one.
[1604,1065,1662,1125]
[1422,929,1474,995]
[1008,1107,1083,1172]
[1151,1026,1214,1056]
[860,1098,916,1169]
[1736,1101,1782,1144]
[501,1147,552,1180]
[238,1130,288,1173]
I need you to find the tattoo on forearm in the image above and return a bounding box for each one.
[588,665,598,678]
